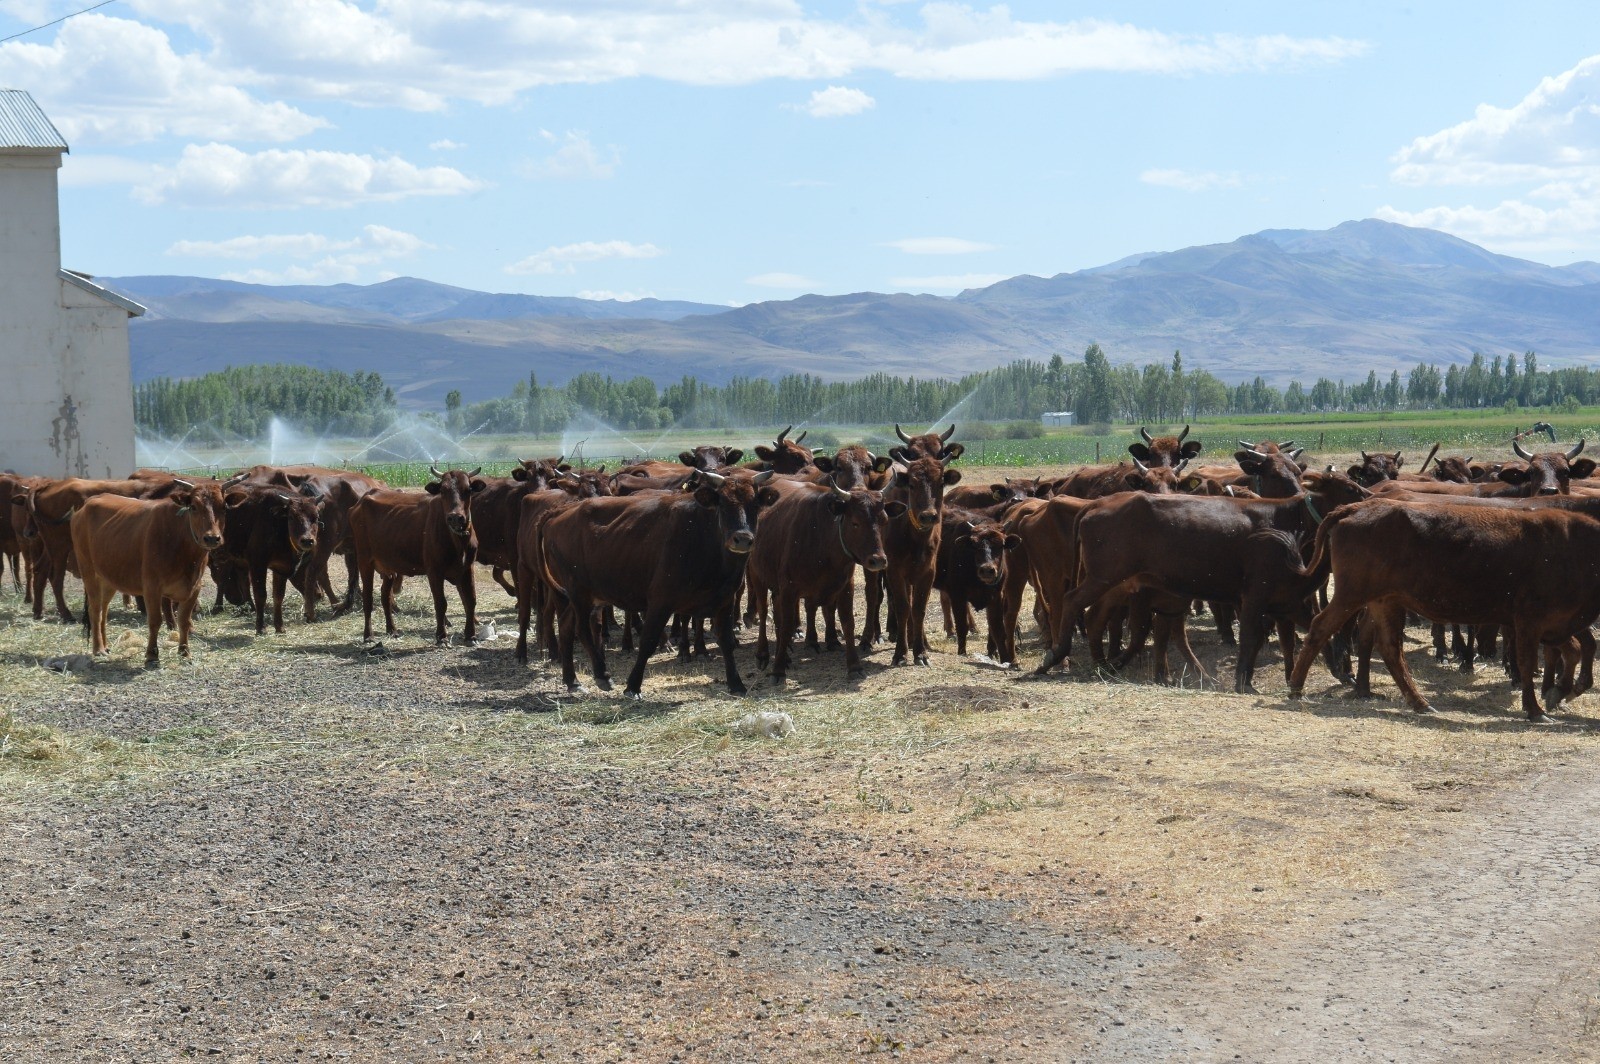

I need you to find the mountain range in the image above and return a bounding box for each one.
[105,219,1600,409]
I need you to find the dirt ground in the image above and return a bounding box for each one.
[3,464,1599,1062]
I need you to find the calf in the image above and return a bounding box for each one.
[350,466,486,644]
[211,486,325,634]
[72,480,231,666]
[881,456,961,666]
[933,509,1020,660]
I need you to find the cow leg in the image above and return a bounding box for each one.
[1371,603,1432,713]
[1170,610,1214,686]
[716,605,746,695]
[493,566,517,597]
[694,615,712,658]
[753,581,771,671]
[380,573,400,637]
[568,593,611,691]
[860,568,883,650]
[622,605,673,697]
[359,561,377,642]
[673,614,692,663]
[1234,602,1269,695]
[29,553,48,619]
[1575,629,1595,698]
[271,570,289,634]
[1515,623,1551,722]
[143,584,164,668]
[336,552,358,616]
[515,562,536,664]
[838,572,864,680]
[1431,621,1448,662]
[251,564,269,635]
[1350,611,1377,698]
[50,561,74,623]
[1288,594,1372,696]
[940,591,956,638]
[458,570,477,644]
[771,590,802,681]
[804,603,821,653]
[909,577,934,666]
[1149,611,1173,683]
[175,593,199,660]
[1275,615,1298,685]
[428,573,451,646]
[1542,640,1577,716]
[1035,574,1127,674]
[823,604,841,652]
[80,571,104,656]
[1210,601,1235,646]
[953,593,971,656]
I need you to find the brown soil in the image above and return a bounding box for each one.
[3,463,1598,1061]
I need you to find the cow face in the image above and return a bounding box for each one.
[678,445,742,470]
[890,423,963,465]
[1499,440,1594,496]
[1129,425,1202,467]
[1347,450,1404,486]
[170,481,228,550]
[10,484,38,540]
[828,481,900,573]
[1301,469,1373,510]
[272,491,324,555]
[425,467,486,535]
[1430,455,1476,483]
[1233,447,1306,498]
[510,457,572,486]
[753,425,814,474]
[689,468,777,555]
[891,457,960,530]
[1124,460,1181,494]
[957,522,1019,587]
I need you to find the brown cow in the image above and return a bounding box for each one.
[933,508,1020,660]
[0,474,29,595]
[1347,450,1404,486]
[745,477,901,681]
[475,462,607,598]
[1052,460,1183,499]
[751,426,815,474]
[889,423,963,465]
[537,468,779,696]
[1129,425,1202,468]
[209,485,326,634]
[881,456,961,666]
[945,476,1050,511]
[350,466,486,645]
[1289,493,1600,721]
[678,445,744,471]
[72,479,232,666]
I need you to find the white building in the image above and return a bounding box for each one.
[0,89,144,479]
[1039,411,1076,427]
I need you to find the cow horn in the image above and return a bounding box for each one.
[1279,440,1296,449]
[828,475,851,501]
[895,424,913,444]
[1464,455,1474,465]
[1360,450,1369,461]
[1175,458,1190,475]
[940,423,956,442]
[1512,438,1533,461]
[429,463,443,479]
[794,430,807,444]
[1238,439,1253,450]
[752,469,777,485]
[171,478,194,489]
[967,520,979,531]
[697,469,727,487]
[1131,457,1149,474]
[775,425,792,444]
[1177,424,1190,443]
[1288,448,1305,462]
[467,466,481,477]
[1139,426,1154,444]
[1566,439,1586,460]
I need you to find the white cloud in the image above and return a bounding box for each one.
[134,144,485,208]
[63,3,1363,116]
[523,131,618,180]
[890,272,1009,291]
[577,289,654,302]
[164,224,432,284]
[59,154,161,187]
[884,236,997,254]
[746,272,818,288]
[429,139,465,150]
[505,240,664,276]
[0,14,325,145]
[1140,168,1244,192]
[799,86,875,117]
[1383,54,1600,254]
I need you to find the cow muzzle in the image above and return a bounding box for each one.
[916,509,938,528]
[977,563,1001,585]
[727,530,754,554]
[447,514,469,534]
[297,535,317,551]
[864,553,888,572]
[201,533,223,549]
[1539,485,1560,496]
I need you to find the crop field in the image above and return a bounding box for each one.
[4,455,1600,1061]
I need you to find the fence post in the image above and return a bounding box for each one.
[1095,441,1100,463]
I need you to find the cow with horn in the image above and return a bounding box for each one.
[349,464,486,645]
[890,423,963,465]
[751,425,816,474]
[1129,425,1202,468]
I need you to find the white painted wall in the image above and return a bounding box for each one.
[0,150,137,478]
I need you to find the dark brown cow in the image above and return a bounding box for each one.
[1289,493,1600,721]
[889,423,963,465]
[1428,455,1496,483]
[72,480,232,666]
[880,456,961,666]
[745,478,900,681]
[1501,438,1594,495]
[812,445,893,489]
[1032,472,1372,691]
[210,486,325,634]
[1051,461,1182,499]
[1129,425,1202,468]
[1347,450,1404,486]
[678,445,744,471]
[350,466,486,645]
[0,474,28,595]
[537,468,778,696]
[17,476,177,621]
[475,463,610,598]
[933,508,1020,660]
[751,426,815,474]
[945,476,1050,511]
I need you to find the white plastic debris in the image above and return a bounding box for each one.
[41,654,93,674]
[733,710,795,740]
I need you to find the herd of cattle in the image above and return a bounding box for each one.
[3,422,1599,723]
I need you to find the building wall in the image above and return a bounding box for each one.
[0,152,136,478]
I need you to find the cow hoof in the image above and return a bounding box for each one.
[1411,703,1435,715]
[624,690,643,702]
[1346,689,1378,701]
[595,677,613,692]
[727,681,748,696]
[1286,687,1303,700]
[143,658,160,671]
[847,667,865,680]
[914,654,930,667]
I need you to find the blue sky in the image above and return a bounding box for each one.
[4,1,1600,304]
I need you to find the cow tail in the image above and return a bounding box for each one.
[1299,504,1348,594]
[531,510,566,601]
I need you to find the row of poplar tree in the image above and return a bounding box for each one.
[136,347,1598,442]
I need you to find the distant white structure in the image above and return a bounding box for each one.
[0,89,144,478]
[1039,411,1076,427]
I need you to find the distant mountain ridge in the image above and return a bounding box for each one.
[104,220,1600,408]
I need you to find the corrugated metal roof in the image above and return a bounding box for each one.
[0,90,68,153]
[59,270,146,317]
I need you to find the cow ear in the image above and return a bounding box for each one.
[1124,472,1145,489]
[942,443,965,462]
[1571,458,1598,479]
[871,455,894,474]
[1346,465,1364,480]
[754,445,775,461]
[223,489,249,509]
[1393,452,1403,466]
[693,487,718,508]
[813,455,835,473]
[1128,443,1153,462]
[990,483,1009,500]
[511,466,530,482]
[1497,466,1529,484]
[425,480,442,494]
[884,500,909,518]
[1180,474,1204,492]
[887,445,908,465]
[724,449,743,465]
[1180,440,1203,459]
[169,489,193,509]
[757,486,781,507]
[942,467,962,485]
[1003,534,1021,552]
[470,479,487,493]
[678,451,696,466]
[556,463,573,473]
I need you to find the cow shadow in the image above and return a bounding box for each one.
[1270,682,1600,732]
